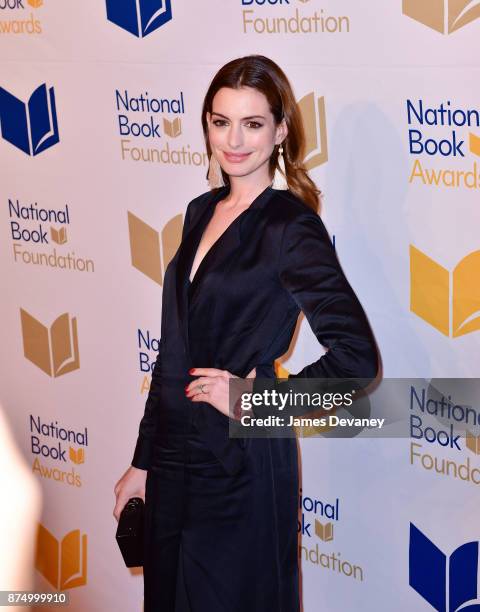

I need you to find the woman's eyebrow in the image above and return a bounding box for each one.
[211,111,266,120]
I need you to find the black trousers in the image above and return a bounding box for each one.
[143,428,254,612]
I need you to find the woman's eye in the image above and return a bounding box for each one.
[212,119,262,128]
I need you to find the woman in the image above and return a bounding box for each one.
[114,55,378,612]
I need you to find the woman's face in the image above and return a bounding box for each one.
[206,86,287,184]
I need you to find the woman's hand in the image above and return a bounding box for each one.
[186,367,256,418]
[113,465,147,522]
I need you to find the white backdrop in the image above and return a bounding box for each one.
[1,1,479,610]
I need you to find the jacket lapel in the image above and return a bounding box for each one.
[187,213,241,307]
[174,188,224,355]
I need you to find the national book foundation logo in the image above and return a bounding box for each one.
[408,381,480,489]
[128,210,182,284]
[410,245,480,338]
[115,88,207,167]
[6,198,95,273]
[0,0,43,35]
[35,524,87,590]
[241,0,351,35]
[298,489,364,582]
[0,84,58,155]
[403,0,480,34]
[20,309,80,377]
[106,0,172,38]
[409,523,480,610]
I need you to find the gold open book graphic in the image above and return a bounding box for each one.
[20,309,80,376]
[469,133,480,156]
[69,447,85,464]
[410,246,480,338]
[466,431,480,454]
[163,117,182,138]
[315,520,334,542]
[403,0,480,34]
[50,226,67,244]
[35,525,87,590]
[297,92,328,171]
[128,211,182,285]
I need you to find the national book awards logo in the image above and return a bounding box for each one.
[298,489,364,582]
[106,0,172,38]
[6,198,95,273]
[0,83,59,155]
[406,99,480,190]
[408,381,480,489]
[403,0,480,35]
[0,0,43,35]
[29,414,88,488]
[240,0,350,36]
[115,88,207,167]
[409,523,480,610]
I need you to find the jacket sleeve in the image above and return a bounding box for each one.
[131,199,195,470]
[131,342,163,470]
[278,211,378,380]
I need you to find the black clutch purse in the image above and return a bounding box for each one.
[115,497,144,568]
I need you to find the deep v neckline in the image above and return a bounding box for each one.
[188,211,246,284]
[188,190,255,285]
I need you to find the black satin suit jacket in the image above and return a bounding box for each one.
[132,185,378,475]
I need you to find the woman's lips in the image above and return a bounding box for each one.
[223,152,251,163]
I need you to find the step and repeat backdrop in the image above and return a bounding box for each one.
[1,1,479,610]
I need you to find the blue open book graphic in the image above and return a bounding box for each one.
[0,84,59,156]
[409,523,480,611]
[106,0,172,38]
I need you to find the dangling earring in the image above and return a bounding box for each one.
[207,154,225,189]
[272,144,288,190]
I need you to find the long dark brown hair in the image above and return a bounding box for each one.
[201,55,321,212]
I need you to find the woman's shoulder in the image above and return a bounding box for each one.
[266,188,320,224]
[266,189,332,248]
[183,189,219,226]
[186,188,216,211]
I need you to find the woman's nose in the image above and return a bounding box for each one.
[227,124,243,149]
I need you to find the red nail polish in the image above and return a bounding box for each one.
[188,368,194,374]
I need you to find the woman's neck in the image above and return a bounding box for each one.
[224,173,272,209]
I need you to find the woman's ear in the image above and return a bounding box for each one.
[206,112,212,128]
[275,118,288,145]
